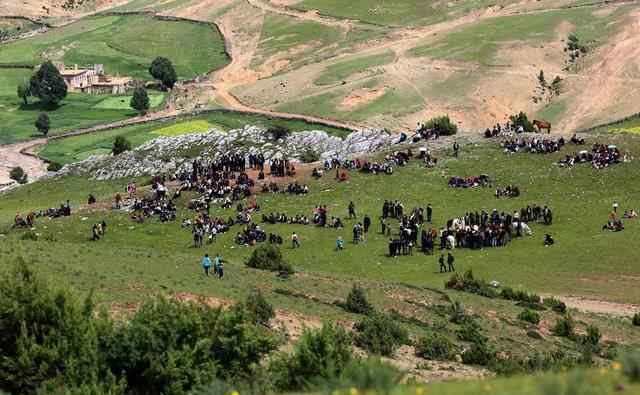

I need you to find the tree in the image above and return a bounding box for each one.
[149,57,178,89]
[29,61,67,105]
[130,87,150,114]
[17,80,30,105]
[9,167,27,184]
[35,113,50,137]
[424,115,457,136]
[112,136,131,155]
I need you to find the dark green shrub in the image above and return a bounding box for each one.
[313,359,403,395]
[424,115,457,136]
[552,315,575,338]
[354,313,408,356]
[345,285,374,315]
[456,321,486,344]
[20,231,38,240]
[461,341,495,366]
[415,332,456,361]
[300,149,320,163]
[271,324,352,391]
[245,290,275,327]
[518,309,541,325]
[543,297,567,314]
[112,136,131,155]
[267,125,291,140]
[9,166,27,184]
[107,299,278,395]
[245,244,294,274]
[500,286,517,300]
[448,300,469,324]
[632,313,640,326]
[621,351,640,382]
[445,270,498,298]
[47,161,63,172]
[0,261,119,394]
[581,325,601,347]
[509,111,534,133]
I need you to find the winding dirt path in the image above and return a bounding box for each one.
[0,139,48,188]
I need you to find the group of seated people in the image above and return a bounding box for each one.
[262,212,310,225]
[414,122,444,141]
[269,159,296,177]
[557,143,622,169]
[495,185,520,198]
[235,222,267,245]
[418,147,438,168]
[503,137,565,154]
[448,175,491,188]
[129,196,176,223]
[33,201,72,219]
[484,121,525,138]
[13,212,36,228]
[260,182,309,195]
[268,233,283,245]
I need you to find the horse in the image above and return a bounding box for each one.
[533,120,551,133]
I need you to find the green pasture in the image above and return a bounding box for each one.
[93,93,166,110]
[38,111,351,165]
[410,5,635,65]
[314,51,396,86]
[0,14,229,79]
[0,68,134,144]
[7,133,640,306]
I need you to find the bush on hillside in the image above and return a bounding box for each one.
[35,112,50,137]
[267,125,291,140]
[244,290,275,327]
[543,297,567,314]
[445,270,498,298]
[9,166,27,184]
[456,321,487,344]
[633,312,640,326]
[345,285,374,315]
[581,325,601,347]
[509,111,535,133]
[501,287,541,305]
[245,244,294,274]
[424,115,457,136]
[0,261,121,394]
[271,324,352,391]
[354,313,408,357]
[461,341,495,366]
[415,332,456,361]
[553,315,576,338]
[448,300,471,324]
[47,161,63,172]
[518,309,541,325]
[106,299,278,394]
[112,136,131,155]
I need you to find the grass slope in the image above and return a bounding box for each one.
[314,51,396,86]
[0,15,229,79]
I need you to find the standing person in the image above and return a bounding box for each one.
[291,232,300,249]
[613,200,619,213]
[336,236,344,251]
[447,252,455,272]
[214,254,224,279]
[201,253,212,277]
[348,201,356,219]
[363,215,371,239]
[92,224,100,241]
[380,217,386,235]
[453,141,460,158]
[352,223,360,244]
[101,220,107,235]
[426,203,433,223]
[439,254,447,273]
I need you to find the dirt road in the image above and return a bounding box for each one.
[0,139,48,188]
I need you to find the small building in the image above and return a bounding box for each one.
[53,62,132,95]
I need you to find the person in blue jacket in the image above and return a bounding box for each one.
[201,253,212,276]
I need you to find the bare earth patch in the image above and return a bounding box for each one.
[337,86,387,111]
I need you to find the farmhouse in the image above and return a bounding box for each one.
[54,62,132,94]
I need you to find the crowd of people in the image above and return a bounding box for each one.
[557,143,622,169]
[503,136,565,154]
[495,185,520,198]
[448,175,491,188]
[261,182,309,195]
[484,121,525,138]
[262,213,310,225]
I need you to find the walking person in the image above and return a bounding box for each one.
[363,215,371,240]
[380,217,386,235]
[291,232,300,249]
[201,253,212,277]
[447,252,455,272]
[214,254,224,279]
[427,203,433,223]
[439,254,447,273]
[336,236,344,251]
[453,141,460,158]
